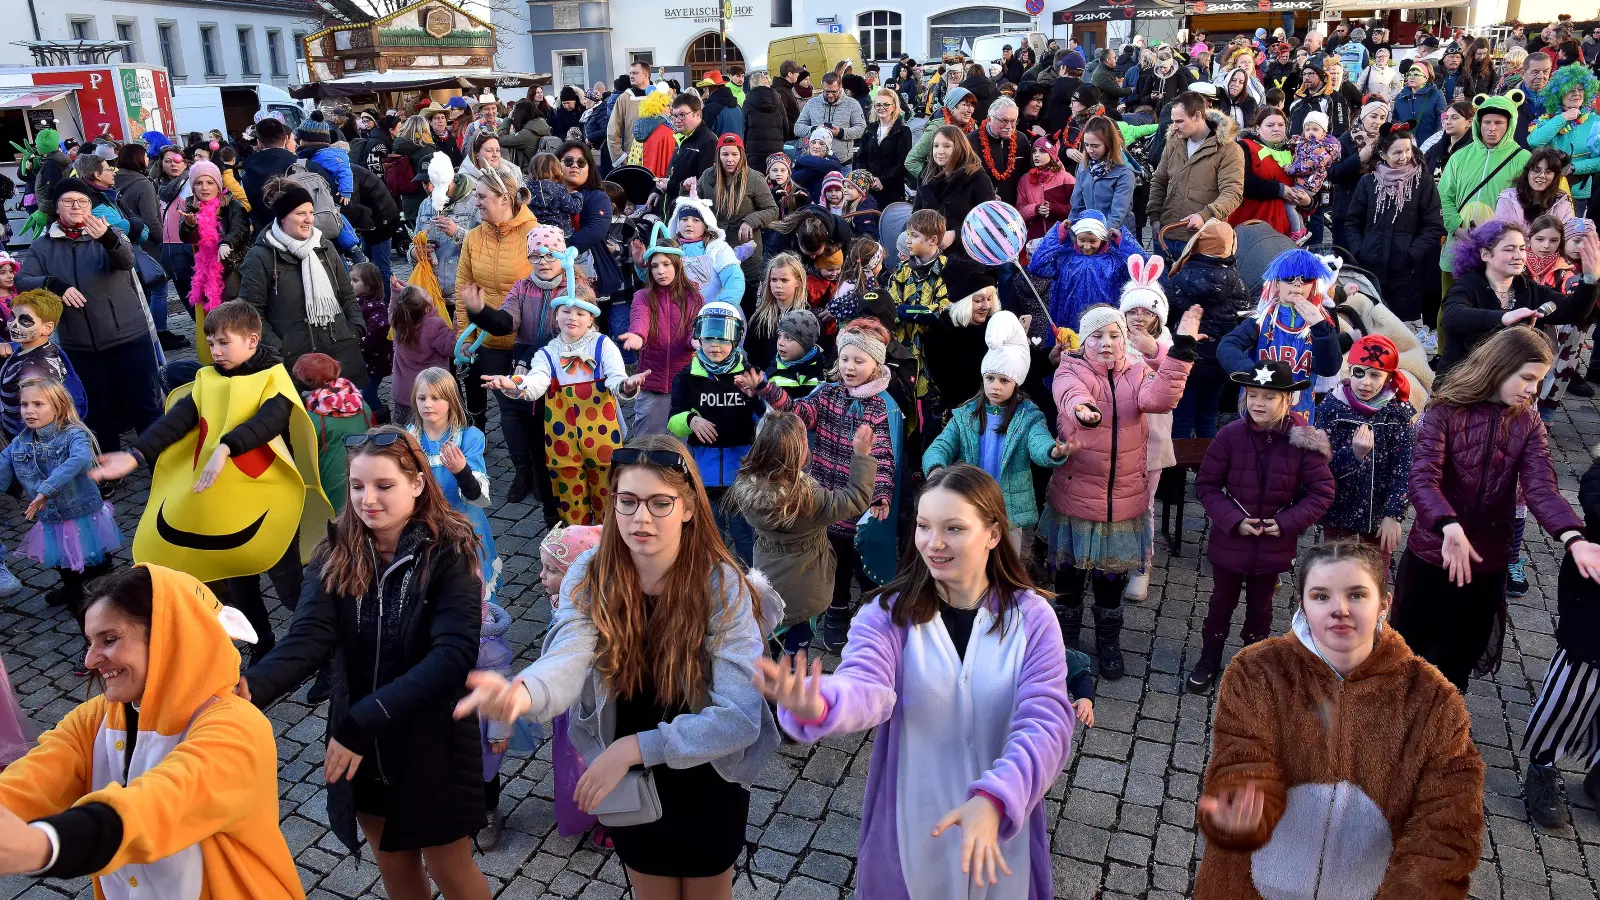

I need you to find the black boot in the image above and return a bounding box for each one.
[1186,639,1225,694]
[1524,763,1569,829]
[1057,602,1084,650]
[1569,377,1596,398]
[820,606,851,650]
[507,469,532,505]
[1092,605,1125,680]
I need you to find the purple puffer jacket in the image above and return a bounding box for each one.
[628,283,703,394]
[1196,416,1336,575]
[1048,339,1194,523]
[1407,401,1582,572]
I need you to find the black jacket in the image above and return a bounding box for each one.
[1045,76,1079,133]
[241,147,298,231]
[1327,131,1368,228]
[1439,269,1599,373]
[967,127,1033,207]
[1001,58,1024,86]
[1288,90,1352,143]
[345,164,401,244]
[1341,170,1445,300]
[1426,132,1471,181]
[235,227,369,388]
[701,85,743,137]
[859,117,914,208]
[1562,463,1600,665]
[1165,253,1252,376]
[742,85,791,164]
[129,345,290,466]
[349,132,392,175]
[549,104,583,141]
[244,527,485,853]
[913,168,996,253]
[961,73,1000,123]
[666,124,719,210]
[773,79,804,134]
[1263,60,1301,96]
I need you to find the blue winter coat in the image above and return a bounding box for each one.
[1069,161,1137,235]
[922,396,1064,528]
[1392,83,1446,147]
[1314,389,1416,534]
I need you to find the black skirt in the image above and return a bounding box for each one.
[607,683,751,878]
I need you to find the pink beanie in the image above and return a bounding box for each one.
[187,160,223,191]
[539,524,602,571]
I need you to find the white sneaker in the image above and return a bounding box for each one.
[1123,572,1149,602]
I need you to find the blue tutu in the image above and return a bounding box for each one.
[16,502,123,572]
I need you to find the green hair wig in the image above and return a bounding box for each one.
[1540,63,1600,114]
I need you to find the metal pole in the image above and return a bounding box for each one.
[720,4,728,72]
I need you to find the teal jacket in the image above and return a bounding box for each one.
[922,396,1063,528]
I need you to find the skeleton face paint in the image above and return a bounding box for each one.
[8,311,40,344]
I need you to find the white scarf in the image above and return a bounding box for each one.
[265,221,341,328]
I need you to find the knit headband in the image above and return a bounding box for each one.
[836,327,887,366]
[1077,305,1126,341]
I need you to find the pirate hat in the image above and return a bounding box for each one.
[1229,359,1310,392]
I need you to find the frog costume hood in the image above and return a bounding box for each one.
[133,363,334,583]
[1437,91,1531,272]
[0,564,303,899]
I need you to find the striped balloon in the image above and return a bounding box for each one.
[961,200,1028,267]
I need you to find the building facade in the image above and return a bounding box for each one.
[1,0,325,86]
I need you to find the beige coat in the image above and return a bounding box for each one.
[1146,110,1245,243]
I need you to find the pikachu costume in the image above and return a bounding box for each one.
[132,362,333,584]
[0,564,302,899]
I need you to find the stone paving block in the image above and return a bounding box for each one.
[775,876,839,900]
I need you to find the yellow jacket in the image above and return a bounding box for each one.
[222,169,250,212]
[0,564,302,900]
[454,205,538,351]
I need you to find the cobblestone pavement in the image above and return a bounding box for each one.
[3,306,1600,900]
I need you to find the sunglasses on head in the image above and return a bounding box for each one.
[345,431,408,449]
[612,447,690,473]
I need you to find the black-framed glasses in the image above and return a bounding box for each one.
[612,447,690,473]
[561,156,589,168]
[345,431,407,448]
[613,493,681,517]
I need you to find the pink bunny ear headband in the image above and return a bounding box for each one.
[1125,254,1164,285]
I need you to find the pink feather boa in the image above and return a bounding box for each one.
[188,197,227,312]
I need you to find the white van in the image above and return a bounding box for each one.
[968,32,1048,67]
[173,84,307,137]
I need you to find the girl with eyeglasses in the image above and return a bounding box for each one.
[241,425,493,900]
[457,433,781,899]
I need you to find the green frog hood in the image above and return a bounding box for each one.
[1436,89,1531,271]
[1472,91,1524,156]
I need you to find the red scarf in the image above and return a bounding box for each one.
[1525,251,1571,289]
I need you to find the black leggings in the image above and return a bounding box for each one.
[59,562,114,608]
[210,541,304,658]
[1054,567,1127,610]
[1391,549,1505,692]
[828,532,872,620]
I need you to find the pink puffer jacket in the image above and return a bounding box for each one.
[1048,338,1194,523]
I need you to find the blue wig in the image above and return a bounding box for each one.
[1261,249,1334,285]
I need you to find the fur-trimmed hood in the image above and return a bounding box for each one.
[1288,423,1332,458]
[1204,108,1240,143]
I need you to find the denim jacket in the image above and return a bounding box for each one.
[0,423,101,523]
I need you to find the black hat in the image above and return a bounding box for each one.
[50,177,98,209]
[1228,359,1311,392]
[270,183,316,222]
[1074,84,1101,107]
[1302,57,1326,76]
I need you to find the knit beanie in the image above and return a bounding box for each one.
[981,311,1031,383]
[836,317,889,366]
[821,171,846,197]
[1077,304,1126,341]
[187,160,223,192]
[50,177,96,208]
[815,245,844,268]
[809,126,834,146]
[943,86,975,110]
[1359,99,1388,124]
[270,183,316,222]
[1119,255,1169,327]
[295,117,333,145]
[766,152,792,174]
[1060,50,1086,70]
[1303,111,1330,133]
[1566,218,1596,244]
[1074,84,1101,108]
[777,308,821,353]
[847,169,876,194]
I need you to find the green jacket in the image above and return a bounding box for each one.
[922,397,1064,528]
[1438,94,1530,271]
[906,119,939,185]
[308,404,375,514]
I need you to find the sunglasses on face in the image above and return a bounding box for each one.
[612,447,691,474]
[1280,276,1311,285]
[561,156,589,168]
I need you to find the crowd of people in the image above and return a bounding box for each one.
[1,16,1600,899]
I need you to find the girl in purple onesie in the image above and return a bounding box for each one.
[756,463,1073,899]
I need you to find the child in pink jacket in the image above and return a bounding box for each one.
[1018,136,1074,243]
[1045,302,1202,679]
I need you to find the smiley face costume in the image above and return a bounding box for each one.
[132,361,333,584]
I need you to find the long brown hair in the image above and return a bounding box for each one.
[1083,115,1125,166]
[390,285,437,350]
[641,239,699,344]
[573,433,754,707]
[316,425,481,597]
[1431,326,1554,407]
[712,143,750,225]
[723,411,818,529]
[870,465,1044,631]
[932,124,982,178]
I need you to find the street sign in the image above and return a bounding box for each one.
[828,23,842,33]
[1025,0,1046,15]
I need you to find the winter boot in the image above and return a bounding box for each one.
[1056,601,1084,650]
[507,469,533,505]
[1568,376,1596,399]
[1524,762,1569,829]
[1123,571,1150,602]
[1185,639,1225,694]
[477,806,506,851]
[1092,605,1125,680]
[821,606,852,650]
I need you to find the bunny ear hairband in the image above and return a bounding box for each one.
[1125,254,1164,285]
[646,220,683,258]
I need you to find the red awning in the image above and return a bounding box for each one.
[0,89,75,110]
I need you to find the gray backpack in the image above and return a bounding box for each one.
[284,160,343,241]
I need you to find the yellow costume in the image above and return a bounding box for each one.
[0,564,303,899]
[132,363,333,583]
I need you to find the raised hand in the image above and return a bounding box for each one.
[481,374,520,393]
[1073,404,1101,426]
[852,423,874,456]
[440,441,467,474]
[82,216,109,239]
[454,670,531,723]
[90,451,139,482]
[1502,306,1541,327]
[753,650,826,721]
[1351,424,1375,460]
[868,499,890,520]
[621,370,652,394]
[1177,304,1204,339]
[0,803,51,875]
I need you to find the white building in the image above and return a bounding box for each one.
[0,0,326,87]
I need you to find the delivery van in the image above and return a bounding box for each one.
[969,32,1047,67]
[766,34,864,79]
[174,84,306,137]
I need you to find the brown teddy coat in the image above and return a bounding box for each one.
[1195,621,1484,900]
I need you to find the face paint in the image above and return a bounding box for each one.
[7,311,40,344]
[132,365,334,582]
